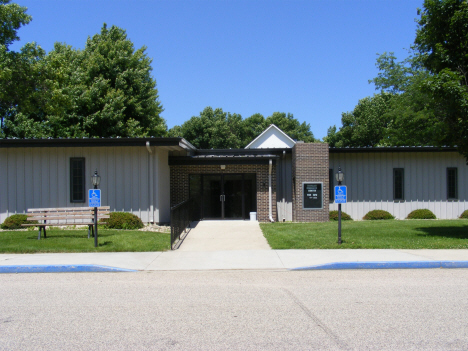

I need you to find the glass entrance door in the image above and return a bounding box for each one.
[224,174,243,219]
[202,175,222,219]
[196,174,256,220]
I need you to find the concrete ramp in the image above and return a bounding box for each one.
[178,221,271,251]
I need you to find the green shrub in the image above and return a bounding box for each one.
[460,210,468,219]
[101,212,144,230]
[363,210,394,220]
[406,209,436,220]
[329,211,353,221]
[1,214,36,230]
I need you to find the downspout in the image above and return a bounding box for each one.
[146,141,154,223]
[282,150,286,222]
[269,159,274,222]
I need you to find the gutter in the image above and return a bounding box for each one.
[269,159,274,222]
[146,141,154,223]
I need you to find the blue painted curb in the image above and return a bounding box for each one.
[440,261,468,268]
[0,265,137,273]
[292,260,468,271]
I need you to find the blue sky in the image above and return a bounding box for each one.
[11,0,424,140]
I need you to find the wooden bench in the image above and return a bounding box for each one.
[22,207,110,240]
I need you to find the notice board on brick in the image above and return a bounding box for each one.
[302,182,323,209]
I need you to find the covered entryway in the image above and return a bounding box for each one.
[190,173,256,220]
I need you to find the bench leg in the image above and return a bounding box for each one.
[88,225,94,239]
[37,226,46,240]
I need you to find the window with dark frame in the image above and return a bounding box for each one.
[447,168,458,200]
[393,168,404,201]
[70,158,85,202]
[329,168,334,201]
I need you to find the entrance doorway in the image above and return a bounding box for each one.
[190,174,256,220]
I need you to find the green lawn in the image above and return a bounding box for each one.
[260,220,468,249]
[0,228,170,253]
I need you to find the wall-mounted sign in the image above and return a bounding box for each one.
[302,182,323,209]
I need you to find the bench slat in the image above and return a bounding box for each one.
[22,222,108,227]
[22,223,94,226]
[27,215,110,221]
[27,206,110,212]
[27,209,110,214]
[26,213,105,218]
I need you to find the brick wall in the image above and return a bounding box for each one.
[292,143,329,222]
[170,164,276,222]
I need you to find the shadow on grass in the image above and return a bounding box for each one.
[415,225,468,239]
[99,241,113,246]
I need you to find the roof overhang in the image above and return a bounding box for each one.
[0,137,196,151]
[169,154,279,166]
[329,146,458,153]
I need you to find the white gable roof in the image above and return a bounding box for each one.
[245,124,296,149]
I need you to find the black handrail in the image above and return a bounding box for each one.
[170,198,196,250]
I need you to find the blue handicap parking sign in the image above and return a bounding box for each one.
[88,189,101,207]
[335,186,347,204]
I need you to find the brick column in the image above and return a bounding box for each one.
[292,143,329,222]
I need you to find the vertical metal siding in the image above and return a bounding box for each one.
[330,151,468,219]
[0,146,167,224]
[0,150,8,218]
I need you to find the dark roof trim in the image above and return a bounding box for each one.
[329,146,458,153]
[194,148,291,156]
[169,156,278,166]
[0,137,196,150]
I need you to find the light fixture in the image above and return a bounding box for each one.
[335,167,344,183]
[91,169,101,188]
[220,165,226,170]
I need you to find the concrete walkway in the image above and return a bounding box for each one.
[1,249,468,272]
[177,220,271,251]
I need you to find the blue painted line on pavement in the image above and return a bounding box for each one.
[0,265,137,273]
[292,261,468,271]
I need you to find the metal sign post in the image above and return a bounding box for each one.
[88,189,101,247]
[335,185,347,244]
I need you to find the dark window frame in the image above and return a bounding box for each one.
[329,168,334,201]
[447,167,458,200]
[393,168,404,201]
[70,158,85,203]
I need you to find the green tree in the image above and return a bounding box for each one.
[0,42,50,137]
[414,0,468,160]
[75,24,165,137]
[327,49,451,148]
[241,113,266,146]
[0,1,49,137]
[265,112,315,143]
[168,107,244,149]
[0,0,31,48]
[169,109,316,148]
[369,52,449,147]
[2,23,166,138]
[325,93,395,147]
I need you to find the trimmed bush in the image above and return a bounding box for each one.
[329,211,352,221]
[101,212,144,230]
[1,214,36,230]
[406,209,436,220]
[363,210,394,220]
[460,210,468,219]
